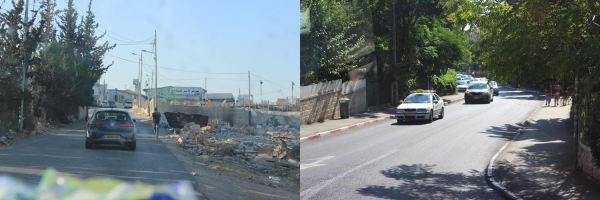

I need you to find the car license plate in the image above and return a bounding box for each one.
[106,135,120,139]
[406,113,416,117]
[474,97,479,99]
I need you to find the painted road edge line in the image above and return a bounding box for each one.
[300,115,392,143]
[485,106,541,200]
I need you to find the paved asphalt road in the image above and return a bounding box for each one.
[300,87,544,199]
[0,110,203,198]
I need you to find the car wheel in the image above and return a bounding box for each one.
[129,140,136,151]
[465,99,469,104]
[439,108,444,119]
[487,97,492,104]
[396,119,403,124]
[428,111,433,123]
[85,139,92,149]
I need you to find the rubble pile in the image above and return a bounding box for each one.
[168,118,300,174]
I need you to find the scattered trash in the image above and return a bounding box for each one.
[269,176,281,181]
[194,162,206,166]
[8,130,16,135]
[190,171,197,176]
[0,136,6,142]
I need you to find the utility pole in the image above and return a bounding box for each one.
[392,1,398,107]
[139,50,143,108]
[205,77,207,103]
[19,0,30,133]
[260,80,263,109]
[248,71,251,125]
[103,79,106,101]
[154,30,158,112]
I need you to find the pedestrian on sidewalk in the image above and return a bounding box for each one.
[545,83,553,106]
[152,107,161,139]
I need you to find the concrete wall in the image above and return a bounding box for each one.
[300,88,367,125]
[157,105,300,128]
[578,141,600,182]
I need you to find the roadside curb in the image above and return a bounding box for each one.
[484,104,542,200]
[300,115,392,142]
[300,96,465,143]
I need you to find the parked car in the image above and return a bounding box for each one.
[490,81,499,96]
[85,108,137,150]
[108,101,117,108]
[123,100,133,109]
[92,100,101,107]
[395,89,445,123]
[465,82,494,104]
[100,101,109,108]
[457,80,469,92]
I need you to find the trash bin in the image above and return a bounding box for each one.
[339,98,350,119]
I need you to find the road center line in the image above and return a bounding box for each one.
[300,149,398,200]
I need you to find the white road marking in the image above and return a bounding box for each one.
[300,149,398,200]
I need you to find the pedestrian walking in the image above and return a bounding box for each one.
[152,107,161,139]
[545,83,552,106]
[553,84,561,107]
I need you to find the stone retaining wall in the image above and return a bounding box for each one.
[578,141,600,182]
[300,88,367,125]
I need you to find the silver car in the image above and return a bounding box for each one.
[396,90,445,123]
[490,81,499,96]
[86,108,137,150]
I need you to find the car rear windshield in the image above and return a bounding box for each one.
[469,83,488,89]
[404,94,431,103]
[95,111,130,121]
[490,81,497,86]
[458,80,468,85]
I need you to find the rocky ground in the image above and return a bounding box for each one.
[164,119,301,193]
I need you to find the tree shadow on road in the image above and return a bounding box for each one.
[356,164,499,199]
[491,117,600,199]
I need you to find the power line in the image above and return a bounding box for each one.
[62,0,154,44]
[157,67,245,75]
[115,43,153,46]
[251,73,293,92]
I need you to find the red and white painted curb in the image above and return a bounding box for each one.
[485,105,542,200]
[300,116,392,142]
[300,96,466,142]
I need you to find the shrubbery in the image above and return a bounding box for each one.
[431,70,457,96]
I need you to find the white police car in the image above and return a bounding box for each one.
[395,89,445,123]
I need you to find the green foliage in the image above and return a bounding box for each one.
[300,0,373,85]
[0,0,114,128]
[446,0,600,168]
[431,70,457,95]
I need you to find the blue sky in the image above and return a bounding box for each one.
[52,0,300,102]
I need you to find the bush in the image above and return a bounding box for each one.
[431,70,458,96]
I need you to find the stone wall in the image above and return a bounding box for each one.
[300,88,367,125]
[156,105,299,128]
[578,141,600,182]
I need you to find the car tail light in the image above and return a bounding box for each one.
[121,122,134,127]
[89,121,103,126]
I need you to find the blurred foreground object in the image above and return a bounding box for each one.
[0,168,197,200]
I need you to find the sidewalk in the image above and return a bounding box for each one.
[300,92,466,142]
[491,105,600,199]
